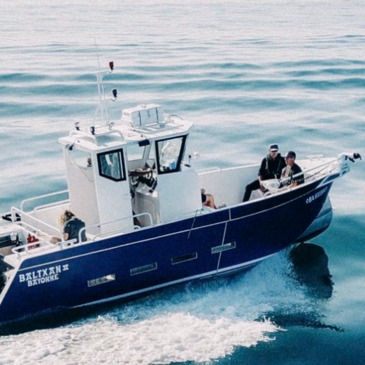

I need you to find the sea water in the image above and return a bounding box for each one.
[0,0,365,364]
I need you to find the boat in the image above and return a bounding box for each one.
[0,62,361,325]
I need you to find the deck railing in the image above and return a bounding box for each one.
[20,190,69,212]
[82,212,153,242]
[11,207,61,237]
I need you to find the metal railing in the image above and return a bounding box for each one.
[10,207,61,236]
[7,207,154,256]
[20,190,69,212]
[83,212,153,242]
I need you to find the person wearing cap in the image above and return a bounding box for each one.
[281,151,304,187]
[243,144,286,202]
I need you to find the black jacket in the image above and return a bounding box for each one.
[281,163,304,185]
[63,218,87,243]
[258,154,286,180]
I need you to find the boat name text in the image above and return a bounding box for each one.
[19,264,69,287]
[306,187,328,204]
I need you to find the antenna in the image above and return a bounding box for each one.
[92,57,118,127]
[94,37,101,72]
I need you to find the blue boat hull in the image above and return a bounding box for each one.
[0,179,331,324]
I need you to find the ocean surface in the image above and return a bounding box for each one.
[1,0,365,364]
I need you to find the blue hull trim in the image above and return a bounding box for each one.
[0,180,331,324]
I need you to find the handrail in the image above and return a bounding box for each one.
[69,126,125,139]
[262,158,341,195]
[11,207,61,236]
[302,158,339,177]
[55,238,77,249]
[83,212,153,242]
[20,190,69,212]
[11,239,52,255]
[9,219,56,255]
[11,238,76,255]
[7,208,153,253]
[33,199,70,212]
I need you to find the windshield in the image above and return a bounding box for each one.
[156,136,186,174]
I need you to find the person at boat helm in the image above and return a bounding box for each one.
[280,151,304,187]
[51,210,87,244]
[242,143,286,202]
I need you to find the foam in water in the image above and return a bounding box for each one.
[0,315,277,365]
[0,250,326,364]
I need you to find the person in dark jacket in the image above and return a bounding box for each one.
[243,144,286,202]
[281,151,304,187]
[52,210,87,243]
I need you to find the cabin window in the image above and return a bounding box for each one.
[97,149,126,181]
[126,142,155,170]
[156,136,186,174]
[127,143,146,162]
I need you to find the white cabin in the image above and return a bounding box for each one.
[59,104,202,237]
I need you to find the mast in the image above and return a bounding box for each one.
[92,61,118,127]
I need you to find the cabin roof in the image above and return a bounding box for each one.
[59,113,193,152]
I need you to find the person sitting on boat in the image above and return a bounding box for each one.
[280,151,304,187]
[243,144,286,202]
[51,210,87,243]
[201,189,217,209]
